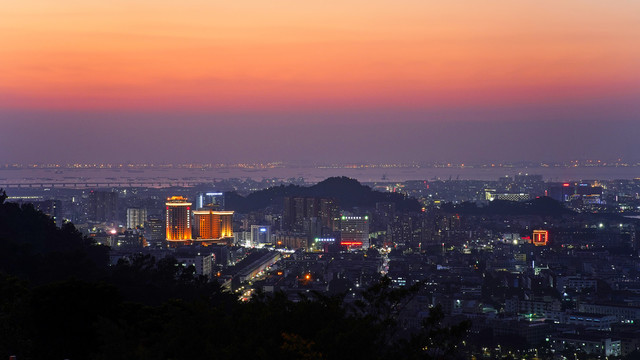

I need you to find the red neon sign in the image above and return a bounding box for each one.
[532,230,549,246]
[563,183,570,187]
[340,241,363,246]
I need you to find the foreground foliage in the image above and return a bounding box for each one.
[0,190,467,359]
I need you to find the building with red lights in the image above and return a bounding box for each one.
[532,230,549,246]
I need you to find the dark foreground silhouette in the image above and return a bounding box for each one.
[0,190,467,360]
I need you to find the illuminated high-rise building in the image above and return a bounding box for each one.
[340,215,370,248]
[165,196,192,242]
[192,210,234,243]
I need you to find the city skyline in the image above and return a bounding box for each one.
[2,2,640,355]
[2,1,639,163]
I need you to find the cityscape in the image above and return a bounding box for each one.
[3,168,640,358]
[2,0,640,359]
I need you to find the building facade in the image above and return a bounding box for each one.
[251,225,272,247]
[126,207,147,229]
[192,210,234,242]
[165,196,192,242]
[340,215,370,248]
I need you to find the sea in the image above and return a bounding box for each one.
[1,166,639,186]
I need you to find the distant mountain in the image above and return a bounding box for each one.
[225,176,421,213]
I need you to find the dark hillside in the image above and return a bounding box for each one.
[226,176,421,212]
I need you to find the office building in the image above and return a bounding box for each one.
[340,215,370,248]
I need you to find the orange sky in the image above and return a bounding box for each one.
[1,0,639,111]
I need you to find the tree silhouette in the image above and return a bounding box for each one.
[0,189,470,360]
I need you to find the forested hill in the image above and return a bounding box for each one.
[225,176,421,212]
[0,191,109,283]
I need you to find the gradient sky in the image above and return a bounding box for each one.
[1,1,639,163]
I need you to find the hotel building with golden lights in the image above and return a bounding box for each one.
[165,196,192,242]
[192,210,234,243]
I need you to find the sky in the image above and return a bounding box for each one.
[1,0,639,164]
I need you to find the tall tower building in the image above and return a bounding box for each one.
[319,198,340,231]
[283,197,296,231]
[293,197,307,231]
[166,196,192,242]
